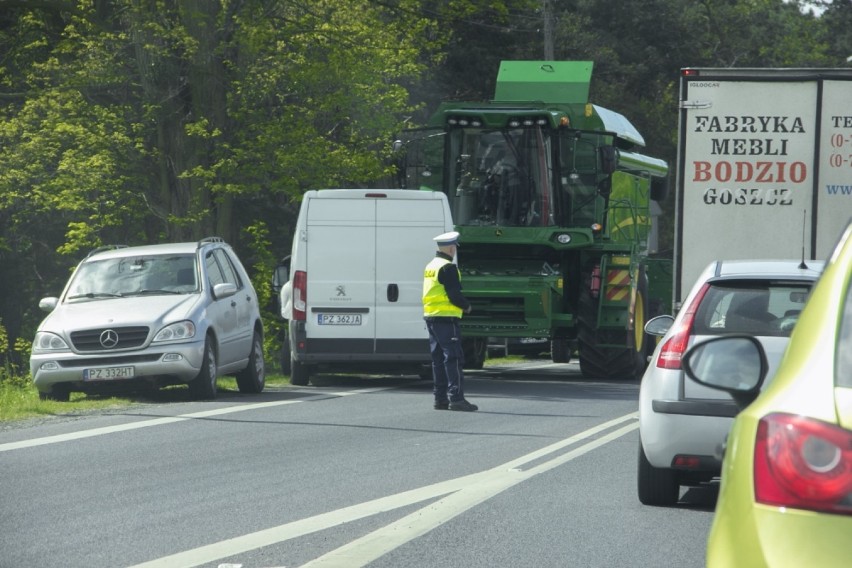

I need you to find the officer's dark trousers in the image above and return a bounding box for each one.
[426,317,466,403]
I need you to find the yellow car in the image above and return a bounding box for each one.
[683,220,852,568]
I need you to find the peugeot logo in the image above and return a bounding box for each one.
[100,329,119,349]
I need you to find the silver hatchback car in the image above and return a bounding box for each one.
[637,259,824,506]
[30,237,265,401]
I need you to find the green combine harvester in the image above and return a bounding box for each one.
[394,61,671,379]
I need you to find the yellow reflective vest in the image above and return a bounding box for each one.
[423,256,463,318]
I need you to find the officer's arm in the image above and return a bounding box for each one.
[438,264,471,312]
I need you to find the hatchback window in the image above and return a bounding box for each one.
[693,281,812,337]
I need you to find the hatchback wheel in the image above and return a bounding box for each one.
[236,331,265,394]
[637,440,680,506]
[189,338,218,400]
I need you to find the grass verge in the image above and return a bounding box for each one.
[0,374,292,424]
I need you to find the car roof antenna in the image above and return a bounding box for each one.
[799,210,809,270]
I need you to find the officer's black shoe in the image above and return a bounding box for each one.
[434,400,449,410]
[449,399,478,412]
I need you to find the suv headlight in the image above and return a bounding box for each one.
[153,321,196,343]
[33,332,70,351]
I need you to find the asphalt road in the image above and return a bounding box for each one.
[0,360,716,568]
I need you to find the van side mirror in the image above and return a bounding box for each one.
[272,255,291,294]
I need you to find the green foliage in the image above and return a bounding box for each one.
[0,0,846,374]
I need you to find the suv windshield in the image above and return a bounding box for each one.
[66,254,198,300]
[693,281,813,337]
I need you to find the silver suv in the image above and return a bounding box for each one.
[30,238,265,401]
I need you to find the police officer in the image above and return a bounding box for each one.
[422,231,478,411]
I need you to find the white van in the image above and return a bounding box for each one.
[275,189,454,385]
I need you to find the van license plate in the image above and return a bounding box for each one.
[84,366,135,381]
[318,314,362,325]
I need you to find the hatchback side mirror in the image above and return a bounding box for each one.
[644,314,674,337]
[682,335,769,410]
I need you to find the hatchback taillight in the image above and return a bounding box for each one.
[656,283,710,369]
[293,270,307,321]
[754,413,852,515]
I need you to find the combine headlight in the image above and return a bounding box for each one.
[556,234,572,244]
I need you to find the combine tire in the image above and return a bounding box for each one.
[577,269,649,380]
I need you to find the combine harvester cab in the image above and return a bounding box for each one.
[395,61,670,379]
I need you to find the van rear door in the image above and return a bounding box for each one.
[304,196,377,355]
[375,194,451,356]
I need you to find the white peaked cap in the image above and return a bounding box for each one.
[433,231,460,246]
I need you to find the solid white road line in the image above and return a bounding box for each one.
[129,413,639,568]
[0,387,392,453]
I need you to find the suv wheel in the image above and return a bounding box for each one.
[236,331,265,394]
[39,385,70,402]
[189,338,218,400]
[637,439,680,506]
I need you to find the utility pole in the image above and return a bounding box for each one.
[543,0,554,59]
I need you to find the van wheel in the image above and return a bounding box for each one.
[236,331,265,394]
[290,355,311,386]
[462,338,486,369]
[280,331,292,375]
[189,338,218,400]
[637,440,680,506]
[551,338,572,363]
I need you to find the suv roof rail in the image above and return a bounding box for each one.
[199,236,226,247]
[86,245,129,258]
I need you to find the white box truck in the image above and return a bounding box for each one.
[674,67,852,306]
[276,189,454,385]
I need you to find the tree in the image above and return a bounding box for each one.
[0,0,446,351]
